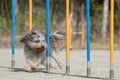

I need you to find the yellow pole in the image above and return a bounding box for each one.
[69,14,72,50]
[82,18,85,49]
[69,23,72,50]
[66,0,70,74]
[110,0,114,79]
[29,0,32,32]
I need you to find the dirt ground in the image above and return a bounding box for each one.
[0,49,119,80]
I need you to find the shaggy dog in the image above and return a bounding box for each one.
[20,30,65,72]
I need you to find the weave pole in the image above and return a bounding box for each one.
[66,0,70,75]
[29,0,32,32]
[69,1,73,50]
[81,4,85,49]
[110,0,114,79]
[11,0,15,68]
[86,0,91,77]
[46,0,51,72]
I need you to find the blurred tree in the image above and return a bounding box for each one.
[101,0,109,39]
[73,0,85,32]
[15,0,19,16]
[0,0,120,37]
[115,0,120,35]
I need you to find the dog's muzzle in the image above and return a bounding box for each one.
[30,45,45,53]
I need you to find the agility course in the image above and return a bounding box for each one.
[2,0,118,80]
[66,0,115,79]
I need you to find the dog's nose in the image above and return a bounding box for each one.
[36,47,40,49]
[36,40,40,43]
[41,46,44,48]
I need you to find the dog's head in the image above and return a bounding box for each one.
[20,31,47,53]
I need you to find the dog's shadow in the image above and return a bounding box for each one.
[13,68,46,73]
[0,66,46,73]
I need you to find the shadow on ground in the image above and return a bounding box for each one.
[0,66,116,80]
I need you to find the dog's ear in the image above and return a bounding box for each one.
[20,34,29,43]
[20,37,25,43]
[31,30,37,35]
[20,32,33,43]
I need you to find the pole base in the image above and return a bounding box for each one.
[46,63,50,72]
[110,70,114,79]
[46,57,50,73]
[87,68,91,77]
[11,60,15,68]
[66,66,70,75]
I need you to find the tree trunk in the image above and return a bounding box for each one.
[51,0,54,27]
[15,0,19,16]
[101,0,109,39]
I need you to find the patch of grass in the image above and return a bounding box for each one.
[71,36,120,50]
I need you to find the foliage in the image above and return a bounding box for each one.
[0,0,120,37]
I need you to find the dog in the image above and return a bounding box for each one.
[20,30,65,72]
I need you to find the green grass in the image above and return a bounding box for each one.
[71,36,120,50]
[91,42,120,50]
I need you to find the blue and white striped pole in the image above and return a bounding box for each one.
[11,0,15,68]
[86,0,91,77]
[46,0,50,72]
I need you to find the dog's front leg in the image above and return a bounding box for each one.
[31,60,41,70]
[25,59,33,72]
[31,53,45,70]
[33,56,57,69]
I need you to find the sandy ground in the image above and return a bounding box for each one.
[0,49,119,80]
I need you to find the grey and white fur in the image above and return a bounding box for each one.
[20,30,65,72]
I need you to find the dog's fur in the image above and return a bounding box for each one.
[20,30,65,72]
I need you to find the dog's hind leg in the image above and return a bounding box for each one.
[51,50,63,69]
[41,57,57,69]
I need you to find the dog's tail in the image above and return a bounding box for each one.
[50,30,66,42]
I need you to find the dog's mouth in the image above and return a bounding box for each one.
[33,46,45,53]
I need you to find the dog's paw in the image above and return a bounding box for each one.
[58,64,64,69]
[31,66,38,71]
[24,66,32,72]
